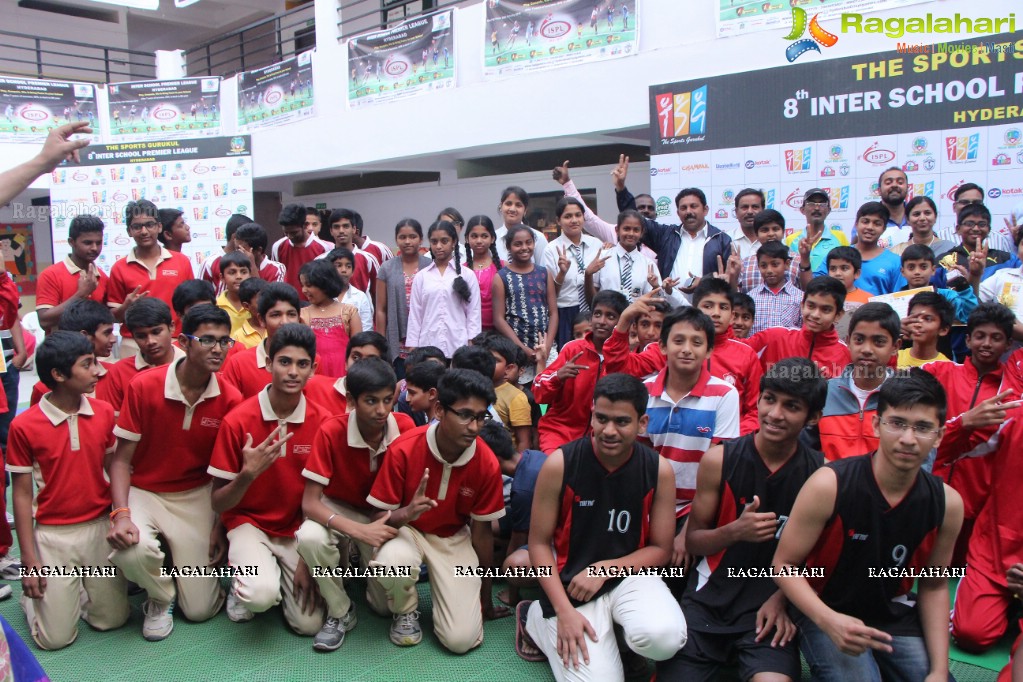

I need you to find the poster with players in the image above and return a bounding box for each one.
[717,0,929,38]
[647,31,1023,247]
[346,10,455,108]
[0,77,96,143]
[237,51,315,132]
[106,78,221,141]
[48,136,252,276]
[0,223,37,296]
[483,0,638,78]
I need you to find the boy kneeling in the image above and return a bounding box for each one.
[10,332,129,649]
[525,373,687,681]
[208,324,325,634]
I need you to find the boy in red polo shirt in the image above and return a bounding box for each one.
[107,305,243,641]
[107,200,194,354]
[221,283,300,398]
[30,300,116,407]
[304,331,389,413]
[271,204,331,299]
[97,298,183,415]
[208,324,325,635]
[36,214,109,334]
[368,369,507,653]
[8,332,129,650]
[297,357,416,651]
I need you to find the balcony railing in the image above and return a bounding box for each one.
[184,3,316,78]
[0,29,155,83]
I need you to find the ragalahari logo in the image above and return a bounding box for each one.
[783,7,839,62]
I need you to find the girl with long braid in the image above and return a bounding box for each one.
[405,220,481,357]
[464,215,502,331]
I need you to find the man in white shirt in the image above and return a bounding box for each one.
[725,188,765,260]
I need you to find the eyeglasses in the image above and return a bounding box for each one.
[128,220,160,231]
[803,201,829,209]
[960,221,990,230]
[879,419,940,440]
[442,405,492,425]
[955,198,985,206]
[185,334,236,349]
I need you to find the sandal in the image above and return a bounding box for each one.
[515,600,546,662]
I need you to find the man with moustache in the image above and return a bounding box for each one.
[785,189,850,280]
[875,167,911,248]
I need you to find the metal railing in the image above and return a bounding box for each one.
[0,29,155,83]
[337,0,471,40]
[185,3,316,78]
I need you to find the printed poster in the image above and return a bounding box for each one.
[0,223,37,296]
[484,0,638,78]
[237,51,315,132]
[0,77,96,143]
[717,0,930,38]
[106,77,221,141]
[347,10,455,108]
[48,136,252,276]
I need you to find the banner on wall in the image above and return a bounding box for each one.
[106,78,221,141]
[647,31,1023,244]
[346,10,455,108]
[483,0,638,78]
[48,136,252,275]
[717,0,929,38]
[0,77,96,143]
[237,51,315,132]
[0,223,37,296]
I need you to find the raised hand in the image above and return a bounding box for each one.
[960,389,1023,430]
[730,495,778,543]
[611,154,629,191]
[585,249,610,276]
[39,121,92,169]
[556,351,591,382]
[646,263,659,288]
[353,510,398,548]
[557,246,571,277]
[553,159,571,186]
[124,285,148,307]
[77,263,99,299]
[240,427,293,479]
[405,471,438,523]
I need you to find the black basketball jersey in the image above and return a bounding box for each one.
[682,434,824,633]
[539,437,661,618]
[805,454,946,635]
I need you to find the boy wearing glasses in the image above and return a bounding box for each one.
[368,369,507,653]
[772,369,963,681]
[107,305,242,641]
[784,189,849,279]
[107,201,195,355]
[941,203,1011,285]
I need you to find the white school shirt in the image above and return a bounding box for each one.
[542,233,604,308]
[594,244,659,302]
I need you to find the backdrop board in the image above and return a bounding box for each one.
[483,0,638,78]
[237,52,315,132]
[107,78,222,141]
[0,77,96,143]
[347,10,455,108]
[648,32,1023,246]
[48,136,253,275]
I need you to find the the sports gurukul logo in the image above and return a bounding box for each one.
[783,7,839,62]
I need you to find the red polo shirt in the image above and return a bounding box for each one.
[107,247,194,336]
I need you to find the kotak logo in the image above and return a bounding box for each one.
[649,167,672,176]
[656,84,707,139]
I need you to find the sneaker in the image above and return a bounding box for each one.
[225,591,253,623]
[312,608,357,652]
[390,610,422,647]
[0,555,22,581]
[141,599,174,641]
[0,584,11,601]
[5,512,12,524]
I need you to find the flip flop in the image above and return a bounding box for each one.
[515,600,546,662]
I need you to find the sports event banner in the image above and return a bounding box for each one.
[237,51,315,132]
[48,135,252,275]
[647,31,1023,243]
[483,0,638,78]
[346,10,455,108]
[717,0,928,38]
[0,77,96,143]
[106,77,222,141]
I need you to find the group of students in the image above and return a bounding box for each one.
[4,122,1023,682]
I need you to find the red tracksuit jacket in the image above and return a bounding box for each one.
[742,325,850,379]
[533,334,606,454]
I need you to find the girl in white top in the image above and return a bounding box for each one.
[494,186,548,267]
[405,221,481,357]
[541,197,604,349]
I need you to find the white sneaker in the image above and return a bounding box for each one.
[0,555,22,581]
[142,599,174,641]
[5,512,12,524]
[0,584,11,600]
[390,610,422,646]
[225,591,254,623]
